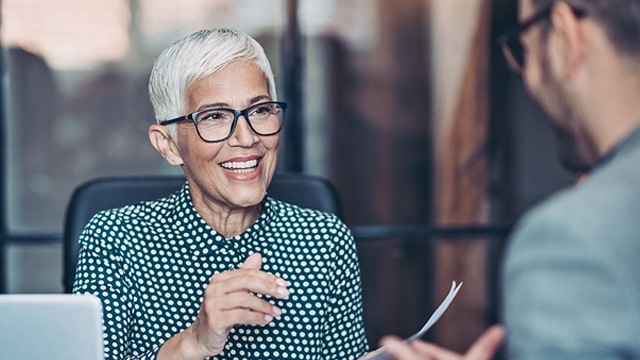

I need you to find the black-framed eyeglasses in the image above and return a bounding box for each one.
[498,3,586,74]
[160,101,287,143]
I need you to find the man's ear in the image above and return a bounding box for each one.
[148,124,184,166]
[550,1,586,79]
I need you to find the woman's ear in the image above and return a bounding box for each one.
[148,124,184,166]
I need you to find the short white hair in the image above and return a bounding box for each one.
[148,28,277,136]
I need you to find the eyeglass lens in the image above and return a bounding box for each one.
[195,102,285,142]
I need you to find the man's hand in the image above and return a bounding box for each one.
[379,324,505,360]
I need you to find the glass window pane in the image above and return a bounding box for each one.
[2,0,284,233]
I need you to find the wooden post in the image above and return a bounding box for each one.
[432,0,493,352]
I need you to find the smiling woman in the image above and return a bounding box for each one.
[149,59,284,227]
[71,28,370,360]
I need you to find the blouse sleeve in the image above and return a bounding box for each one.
[321,216,370,359]
[72,212,161,360]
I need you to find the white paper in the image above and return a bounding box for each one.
[363,281,463,360]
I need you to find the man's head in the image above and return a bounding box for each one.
[528,0,640,57]
[504,0,640,172]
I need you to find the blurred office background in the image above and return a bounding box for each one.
[0,0,575,353]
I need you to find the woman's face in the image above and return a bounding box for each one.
[174,61,280,213]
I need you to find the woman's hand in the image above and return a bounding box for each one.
[378,325,505,360]
[158,253,289,359]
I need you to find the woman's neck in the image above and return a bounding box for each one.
[190,194,261,238]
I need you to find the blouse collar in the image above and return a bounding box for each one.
[170,182,275,257]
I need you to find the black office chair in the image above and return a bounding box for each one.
[62,172,342,293]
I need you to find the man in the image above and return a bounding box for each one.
[379,0,640,359]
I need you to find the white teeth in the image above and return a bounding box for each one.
[221,159,258,171]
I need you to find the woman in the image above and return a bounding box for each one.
[73,28,369,359]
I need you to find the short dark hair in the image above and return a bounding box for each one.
[531,0,640,57]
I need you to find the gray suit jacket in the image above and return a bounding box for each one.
[503,128,640,359]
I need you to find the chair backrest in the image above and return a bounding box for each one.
[62,172,342,293]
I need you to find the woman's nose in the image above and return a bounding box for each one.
[228,115,259,146]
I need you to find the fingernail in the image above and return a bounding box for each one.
[276,278,287,287]
[265,315,274,322]
[272,306,282,316]
[277,286,290,297]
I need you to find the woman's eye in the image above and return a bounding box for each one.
[253,105,274,115]
[199,111,227,122]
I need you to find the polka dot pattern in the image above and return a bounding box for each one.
[73,183,369,359]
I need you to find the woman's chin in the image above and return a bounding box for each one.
[228,190,267,209]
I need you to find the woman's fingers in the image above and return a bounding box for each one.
[208,254,289,300]
[205,253,289,318]
[202,253,289,320]
[205,291,282,319]
[241,252,263,269]
[217,307,281,326]
[208,269,290,300]
[187,253,290,357]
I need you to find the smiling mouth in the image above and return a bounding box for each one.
[220,159,259,173]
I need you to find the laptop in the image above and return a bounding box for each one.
[0,294,104,360]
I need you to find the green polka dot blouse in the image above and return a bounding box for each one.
[73,183,369,359]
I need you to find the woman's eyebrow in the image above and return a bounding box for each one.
[197,102,227,110]
[250,95,271,103]
[196,96,271,112]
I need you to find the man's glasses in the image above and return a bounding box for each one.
[160,101,287,143]
[498,4,586,74]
